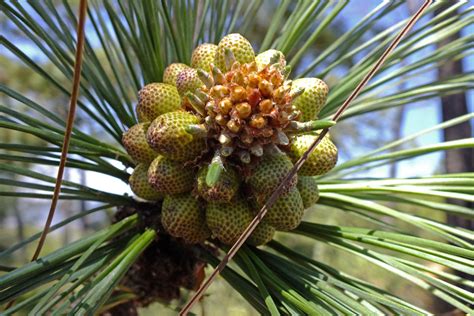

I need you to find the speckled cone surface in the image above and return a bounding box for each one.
[297,176,320,209]
[129,163,163,201]
[289,133,338,176]
[248,150,297,201]
[196,165,239,203]
[206,199,275,246]
[176,68,203,97]
[163,63,190,86]
[191,43,218,71]
[161,194,210,244]
[122,122,158,164]
[255,49,286,70]
[291,78,329,122]
[215,33,255,71]
[147,155,194,195]
[121,33,338,245]
[257,186,304,231]
[136,83,181,122]
[146,111,206,162]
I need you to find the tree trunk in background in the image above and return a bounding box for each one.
[439,63,474,229]
[436,5,474,230]
[436,5,474,312]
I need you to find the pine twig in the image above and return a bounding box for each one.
[31,0,88,261]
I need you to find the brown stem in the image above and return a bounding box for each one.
[31,0,88,261]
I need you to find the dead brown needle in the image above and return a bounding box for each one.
[31,0,88,262]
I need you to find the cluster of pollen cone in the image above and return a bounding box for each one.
[123,33,338,246]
